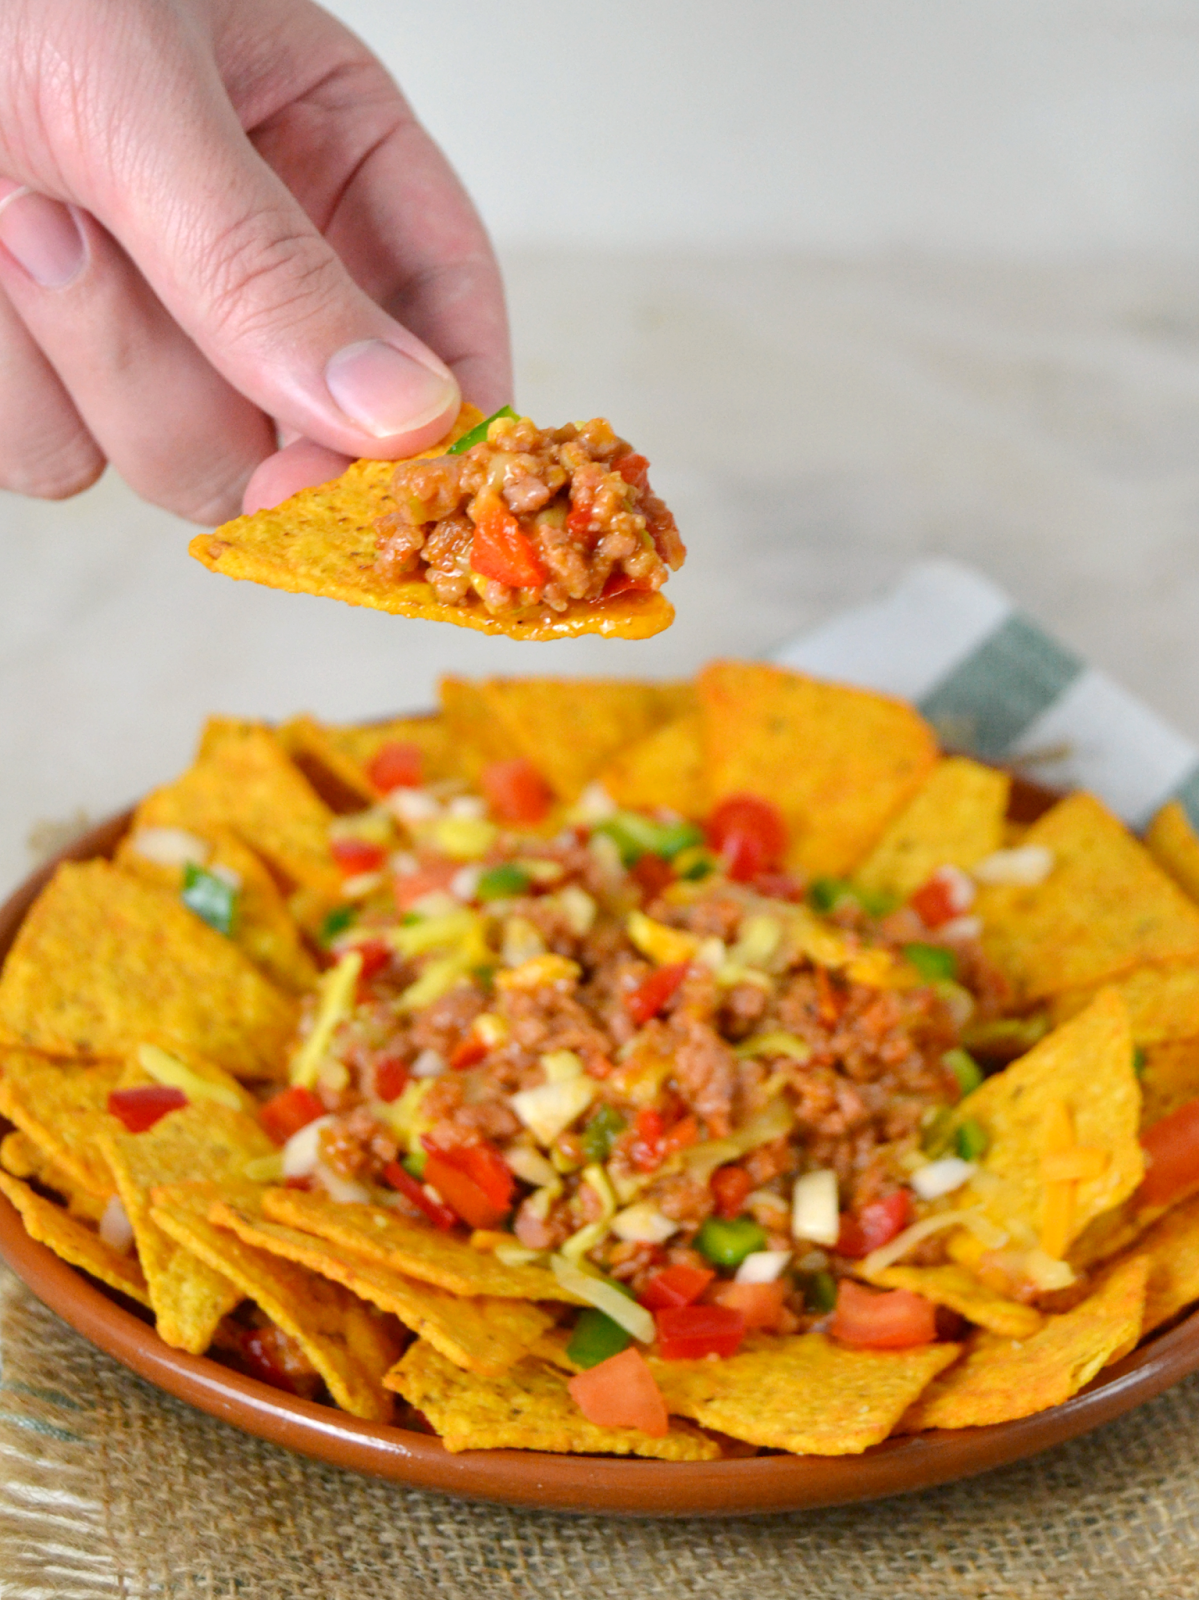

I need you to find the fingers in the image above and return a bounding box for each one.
[241,438,352,516]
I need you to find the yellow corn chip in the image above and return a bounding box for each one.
[97,1102,274,1352]
[597,710,707,817]
[650,1333,959,1455]
[0,1052,125,1199]
[1137,1035,1199,1128]
[260,1187,580,1302]
[437,677,513,783]
[386,1340,720,1458]
[865,1263,1043,1338]
[977,793,1199,1002]
[900,1255,1149,1431]
[150,1183,398,1421]
[1146,800,1199,906]
[276,715,378,811]
[211,1196,553,1378]
[1052,959,1199,1046]
[854,757,1010,901]
[953,990,1143,1255]
[322,713,463,788]
[1135,1192,1199,1335]
[0,1128,107,1223]
[0,1171,150,1306]
[697,662,939,877]
[0,862,296,1080]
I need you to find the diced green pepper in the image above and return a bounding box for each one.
[580,1104,626,1164]
[694,1215,767,1270]
[182,864,238,937]
[805,1270,838,1314]
[1133,1046,1147,1078]
[921,1106,954,1159]
[903,942,958,983]
[446,405,517,455]
[960,1014,1050,1057]
[943,1047,983,1098]
[477,863,533,901]
[566,1307,632,1369]
[808,877,854,914]
[319,905,356,946]
[672,845,717,881]
[402,1150,427,1180]
[594,812,704,866]
[652,821,706,860]
[955,1117,989,1162]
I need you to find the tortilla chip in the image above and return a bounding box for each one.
[117,825,317,996]
[150,1183,398,1420]
[1052,959,1199,1046]
[854,757,1010,900]
[0,1171,150,1306]
[211,1195,553,1378]
[1134,1192,1199,1335]
[437,678,512,783]
[866,1263,1043,1338]
[597,710,707,817]
[976,793,1199,1002]
[953,990,1143,1253]
[0,861,296,1080]
[386,1340,719,1458]
[97,1103,274,1352]
[649,1333,959,1455]
[276,715,378,812]
[260,1187,579,1302]
[0,1052,125,1199]
[697,662,939,877]
[323,713,464,788]
[1138,1035,1199,1128]
[900,1255,1149,1431]
[1146,800,1199,906]
[0,1128,107,1223]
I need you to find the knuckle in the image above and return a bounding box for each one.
[198,206,346,347]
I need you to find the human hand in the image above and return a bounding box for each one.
[0,0,510,523]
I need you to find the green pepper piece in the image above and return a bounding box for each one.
[594,811,699,866]
[943,1047,983,1098]
[319,904,356,946]
[960,1014,1050,1057]
[652,821,706,861]
[904,942,958,983]
[402,1150,427,1181]
[580,1104,626,1164]
[808,877,853,914]
[445,405,517,455]
[673,845,717,881]
[1133,1045,1147,1078]
[921,1106,954,1159]
[181,864,238,937]
[955,1117,989,1162]
[566,1307,632,1370]
[805,1270,838,1314]
[694,1215,767,1270]
[477,863,533,901]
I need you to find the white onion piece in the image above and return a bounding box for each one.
[282,1114,336,1178]
[912,1157,976,1200]
[550,1255,655,1342]
[411,1049,446,1079]
[511,1077,595,1147]
[128,827,209,869]
[610,1202,678,1244]
[388,789,441,826]
[504,1145,558,1187]
[735,1249,791,1284]
[973,845,1054,886]
[791,1169,839,1245]
[99,1195,134,1253]
[450,864,482,901]
[314,1161,371,1205]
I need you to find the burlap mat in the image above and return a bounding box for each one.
[1,1265,1196,1600]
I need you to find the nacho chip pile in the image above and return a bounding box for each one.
[4,660,1199,1459]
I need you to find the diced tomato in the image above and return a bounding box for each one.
[909,866,973,930]
[450,1035,488,1071]
[706,795,788,883]
[470,504,547,589]
[355,939,391,984]
[566,486,595,542]
[366,740,423,794]
[235,1327,308,1395]
[707,1279,789,1332]
[638,1262,715,1311]
[330,837,386,875]
[829,1280,937,1349]
[567,1347,668,1436]
[710,1164,754,1220]
[655,1303,747,1360]
[624,962,689,1027]
[631,853,674,901]
[107,1085,187,1133]
[423,1155,508,1231]
[836,1190,913,1259]
[382,1161,459,1230]
[660,1114,699,1159]
[259,1085,325,1146]
[601,571,652,600]
[422,1136,516,1212]
[393,860,458,913]
[481,758,553,825]
[373,1055,409,1103]
[627,1108,668,1173]
[1140,1099,1199,1208]
[283,1174,315,1191]
[614,453,650,490]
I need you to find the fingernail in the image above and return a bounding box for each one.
[0,189,86,289]
[325,339,457,439]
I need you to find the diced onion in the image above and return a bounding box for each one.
[450,864,482,901]
[388,789,441,826]
[315,1161,371,1205]
[99,1195,134,1252]
[685,1097,793,1184]
[282,1114,337,1179]
[930,864,975,914]
[550,1255,656,1342]
[938,915,982,942]
[912,1157,976,1200]
[411,1049,446,1079]
[448,795,487,821]
[611,1201,678,1244]
[511,1077,595,1147]
[735,1249,791,1284]
[209,863,243,891]
[570,783,616,824]
[340,871,382,900]
[137,1043,242,1110]
[127,827,209,869]
[556,885,597,936]
[504,1145,558,1187]
[973,845,1054,886]
[541,1050,583,1083]
[791,1169,839,1246]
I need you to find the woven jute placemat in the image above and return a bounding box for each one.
[0,1265,1196,1600]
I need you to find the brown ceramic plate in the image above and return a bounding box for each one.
[2,812,1199,1517]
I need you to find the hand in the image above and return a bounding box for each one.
[0,0,511,522]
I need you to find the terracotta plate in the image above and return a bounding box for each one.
[2,813,1198,1517]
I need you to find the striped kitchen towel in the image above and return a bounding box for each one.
[773,560,1199,832]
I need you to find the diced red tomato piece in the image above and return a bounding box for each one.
[355,939,391,984]
[638,1262,715,1311]
[330,837,386,875]
[259,1085,325,1146]
[422,1154,508,1231]
[366,740,423,793]
[450,1035,488,1071]
[480,757,553,824]
[628,1108,666,1173]
[382,1161,458,1230]
[373,1055,409,1103]
[566,487,595,542]
[829,1280,937,1349]
[836,1190,912,1259]
[624,962,689,1027]
[567,1347,668,1436]
[631,852,674,901]
[107,1085,187,1133]
[1140,1099,1199,1208]
[283,1175,314,1191]
[706,794,788,883]
[235,1327,308,1395]
[659,1114,699,1159]
[470,504,547,589]
[710,1164,754,1220]
[393,860,458,913]
[909,875,958,929]
[655,1303,747,1360]
[422,1135,516,1213]
[600,571,652,600]
[707,1279,789,1332]
[614,453,650,490]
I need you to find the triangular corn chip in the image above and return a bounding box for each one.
[0,1171,150,1306]
[597,710,707,817]
[321,712,464,788]
[1052,959,1199,1046]
[1146,799,1199,906]
[854,756,1009,900]
[1136,1192,1199,1336]
[0,1052,126,1200]
[275,715,379,811]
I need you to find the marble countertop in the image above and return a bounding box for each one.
[4,250,1199,894]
